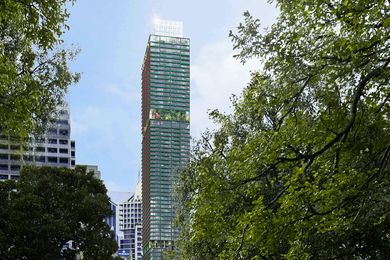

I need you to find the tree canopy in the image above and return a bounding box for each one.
[0,0,79,138]
[0,166,117,259]
[177,0,390,259]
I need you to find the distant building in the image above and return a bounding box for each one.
[141,18,190,259]
[0,104,76,180]
[105,200,118,240]
[118,182,142,260]
[91,167,117,243]
[79,164,101,179]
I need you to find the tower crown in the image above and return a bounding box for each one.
[153,18,183,37]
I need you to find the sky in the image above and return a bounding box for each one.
[63,0,279,195]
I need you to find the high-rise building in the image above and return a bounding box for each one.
[118,181,143,260]
[0,104,76,180]
[141,19,190,259]
[105,200,118,239]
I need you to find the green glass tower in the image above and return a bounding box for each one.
[141,19,190,259]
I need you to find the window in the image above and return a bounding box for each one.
[59,110,68,116]
[10,165,20,171]
[0,164,8,170]
[59,139,68,145]
[10,154,21,160]
[48,139,57,144]
[56,119,68,125]
[0,154,8,160]
[71,160,75,166]
[59,158,68,164]
[48,147,57,153]
[0,144,8,150]
[48,157,57,163]
[59,129,68,136]
[35,156,45,162]
[59,148,68,154]
[10,145,20,150]
[71,151,75,156]
[47,128,57,135]
[23,155,33,161]
[36,146,45,152]
[71,141,75,148]
[36,138,45,143]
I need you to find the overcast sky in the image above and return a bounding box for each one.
[63,0,279,194]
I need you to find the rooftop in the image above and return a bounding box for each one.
[153,18,183,37]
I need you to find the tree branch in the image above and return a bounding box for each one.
[234,224,249,259]
[277,75,312,129]
[278,59,390,163]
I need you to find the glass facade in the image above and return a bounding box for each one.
[142,34,190,259]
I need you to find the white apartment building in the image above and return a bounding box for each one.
[0,104,76,180]
[118,182,142,260]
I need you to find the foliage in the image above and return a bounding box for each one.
[0,0,79,139]
[0,166,117,259]
[150,108,190,122]
[177,0,390,259]
[163,249,178,260]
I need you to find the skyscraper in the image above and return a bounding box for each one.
[141,19,190,259]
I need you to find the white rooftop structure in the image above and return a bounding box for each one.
[153,18,183,37]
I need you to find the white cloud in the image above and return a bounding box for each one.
[102,83,139,104]
[70,106,99,136]
[190,40,260,139]
[70,117,88,136]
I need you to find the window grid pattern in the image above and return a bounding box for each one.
[0,106,76,180]
[142,34,190,259]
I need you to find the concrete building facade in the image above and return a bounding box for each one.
[118,182,143,260]
[0,104,76,180]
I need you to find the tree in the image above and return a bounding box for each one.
[0,166,117,259]
[177,0,390,259]
[0,0,79,139]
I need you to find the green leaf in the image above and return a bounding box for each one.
[383,17,390,28]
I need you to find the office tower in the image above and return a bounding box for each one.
[141,19,190,259]
[0,104,76,180]
[105,200,118,239]
[91,166,116,241]
[118,182,142,260]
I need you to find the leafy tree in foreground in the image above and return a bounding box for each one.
[177,0,390,259]
[0,166,117,259]
[0,0,79,139]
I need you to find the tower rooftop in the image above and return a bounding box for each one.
[153,18,183,37]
